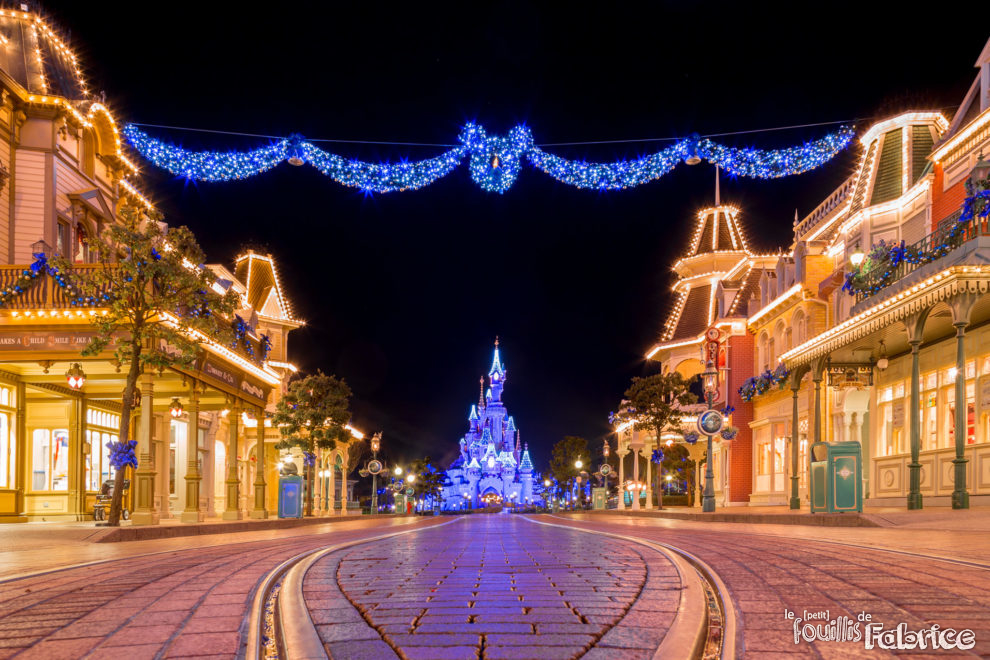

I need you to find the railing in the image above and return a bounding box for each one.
[854,212,990,303]
[0,262,266,365]
[0,263,107,310]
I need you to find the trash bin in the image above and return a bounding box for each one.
[278,475,304,518]
[592,487,607,510]
[809,441,863,513]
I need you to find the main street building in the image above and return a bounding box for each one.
[0,8,359,523]
[622,36,990,510]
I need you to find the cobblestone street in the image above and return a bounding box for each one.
[0,513,988,658]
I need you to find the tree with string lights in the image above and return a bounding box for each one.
[55,206,241,527]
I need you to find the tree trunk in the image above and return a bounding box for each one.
[305,439,315,517]
[656,466,663,509]
[107,348,141,526]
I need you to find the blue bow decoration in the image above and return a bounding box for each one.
[460,123,534,193]
[107,440,138,470]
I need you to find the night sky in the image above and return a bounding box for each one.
[50,3,988,470]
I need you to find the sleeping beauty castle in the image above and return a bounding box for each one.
[442,341,538,509]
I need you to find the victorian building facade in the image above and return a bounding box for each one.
[0,7,346,524]
[625,36,990,509]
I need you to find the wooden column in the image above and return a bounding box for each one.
[251,406,268,519]
[132,371,158,525]
[181,387,203,523]
[222,403,242,520]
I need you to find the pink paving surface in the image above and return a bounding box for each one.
[304,516,682,660]
[0,516,445,659]
[545,514,990,658]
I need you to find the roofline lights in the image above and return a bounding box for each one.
[746,284,804,327]
[931,107,990,163]
[859,112,947,147]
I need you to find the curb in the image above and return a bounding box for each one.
[247,517,459,660]
[97,513,418,543]
[574,509,881,527]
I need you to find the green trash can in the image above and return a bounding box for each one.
[809,441,863,513]
[592,487,607,510]
[277,475,304,518]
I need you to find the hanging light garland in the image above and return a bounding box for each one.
[122,123,855,193]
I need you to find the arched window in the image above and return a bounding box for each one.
[792,310,806,346]
[758,332,769,371]
[772,321,786,365]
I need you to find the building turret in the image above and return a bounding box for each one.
[489,338,506,402]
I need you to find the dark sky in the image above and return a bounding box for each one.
[49,2,987,470]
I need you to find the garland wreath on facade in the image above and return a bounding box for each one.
[739,364,789,402]
[842,178,990,297]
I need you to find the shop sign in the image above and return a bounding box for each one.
[892,401,905,428]
[981,378,990,409]
[827,363,874,389]
[240,378,265,400]
[0,331,118,352]
[203,360,236,387]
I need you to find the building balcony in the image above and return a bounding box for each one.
[851,211,990,309]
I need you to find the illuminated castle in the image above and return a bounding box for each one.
[442,340,536,508]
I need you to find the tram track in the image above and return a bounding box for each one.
[242,517,459,660]
[249,514,729,660]
[530,515,735,660]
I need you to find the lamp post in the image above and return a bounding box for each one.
[369,432,382,514]
[601,440,610,504]
[702,360,718,513]
[574,459,583,510]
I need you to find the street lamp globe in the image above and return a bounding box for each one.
[574,459,583,470]
[394,466,403,476]
[406,474,416,483]
[543,479,551,488]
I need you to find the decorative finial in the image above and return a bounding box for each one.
[494,336,499,348]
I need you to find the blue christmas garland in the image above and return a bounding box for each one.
[123,123,855,194]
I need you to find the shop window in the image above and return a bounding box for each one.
[56,221,68,256]
[85,411,120,491]
[32,429,69,491]
[948,401,977,446]
[757,441,771,475]
[0,412,10,488]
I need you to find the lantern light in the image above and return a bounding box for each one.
[65,363,85,390]
[394,466,403,476]
[169,397,184,418]
[602,440,610,457]
[702,360,718,395]
[877,340,889,371]
[850,244,865,267]
[574,459,583,470]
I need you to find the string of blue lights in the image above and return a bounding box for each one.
[121,122,856,193]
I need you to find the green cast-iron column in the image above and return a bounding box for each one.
[790,379,801,510]
[952,322,970,509]
[907,339,923,510]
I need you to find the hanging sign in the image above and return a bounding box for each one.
[827,363,874,389]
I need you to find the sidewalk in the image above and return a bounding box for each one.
[574,504,990,529]
[0,514,419,580]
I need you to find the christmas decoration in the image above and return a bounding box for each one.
[123,122,854,193]
[107,439,138,470]
[738,364,789,402]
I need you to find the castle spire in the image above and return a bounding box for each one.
[489,337,505,380]
[478,376,485,408]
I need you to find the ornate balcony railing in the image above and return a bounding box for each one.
[853,211,990,304]
[0,262,268,365]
